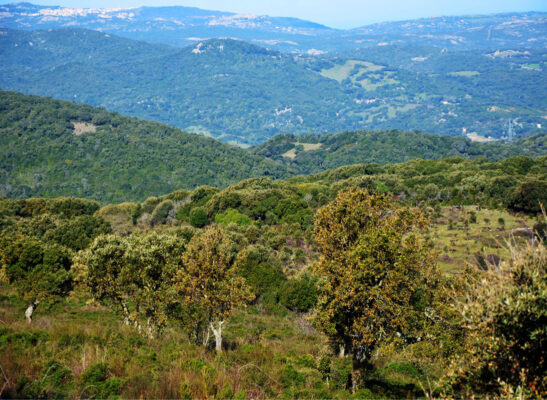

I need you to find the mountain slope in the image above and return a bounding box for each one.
[345,12,547,50]
[0,90,291,203]
[0,2,336,51]
[0,4,545,51]
[0,29,366,145]
[1,28,544,144]
[250,130,547,174]
[1,90,545,203]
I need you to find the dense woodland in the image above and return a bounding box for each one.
[1,90,545,204]
[251,131,547,174]
[0,152,545,398]
[1,28,545,144]
[0,90,290,203]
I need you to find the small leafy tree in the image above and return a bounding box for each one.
[507,178,547,214]
[313,188,438,389]
[175,226,252,352]
[1,236,72,322]
[76,232,186,337]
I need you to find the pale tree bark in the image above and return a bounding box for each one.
[202,328,210,347]
[122,303,131,326]
[338,344,345,358]
[25,301,38,323]
[210,320,225,353]
[146,317,155,339]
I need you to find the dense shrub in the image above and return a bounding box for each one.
[151,200,174,226]
[507,178,547,214]
[189,207,209,228]
[215,208,252,227]
[279,274,319,312]
[236,245,286,297]
[44,215,112,251]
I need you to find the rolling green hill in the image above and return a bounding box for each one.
[0,29,365,145]
[250,130,546,174]
[1,90,545,203]
[0,90,291,203]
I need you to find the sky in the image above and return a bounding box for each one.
[15,0,547,28]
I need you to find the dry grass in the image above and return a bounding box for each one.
[430,206,534,273]
[71,121,97,136]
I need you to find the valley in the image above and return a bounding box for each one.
[0,3,546,399]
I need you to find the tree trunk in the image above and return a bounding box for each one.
[121,303,131,326]
[146,317,155,339]
[25,301,38,323]
[202,328,210,347]
[210,321,224,353]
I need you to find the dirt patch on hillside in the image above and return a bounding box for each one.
[282,142,322,159]
[72,121,97,136]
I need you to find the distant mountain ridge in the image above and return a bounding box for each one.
[0,2,336,51]
[0,3,545,51]
[1,27,544,145]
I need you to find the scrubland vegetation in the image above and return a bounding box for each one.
[0,153,545,399]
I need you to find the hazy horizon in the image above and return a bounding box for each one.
[3,0,546,29]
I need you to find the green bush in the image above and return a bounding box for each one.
[189,207,209,228]
[21,360,73,399]
[81,363,124,399]
[279,274,318,312]
[44,215,112,251]
[215,208,252,227]
[508,178,547,214]
[151,200,174,226]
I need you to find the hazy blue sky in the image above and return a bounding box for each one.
[20,0,547,28]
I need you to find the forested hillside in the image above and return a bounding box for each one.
[0,91,291,203]
[4,92,545,202]
[2,91,545,203]
[251,130,546,173]
[1,28,545,145]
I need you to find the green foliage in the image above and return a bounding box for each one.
[0,236,72,305]
[508,177,547,214]
[17,360,74,399]
[150,200,174,226]
[175,226,253,351]
[313,188,441,385]
[81,363,124,399]
[279,274,319,312]
[0,90,290,203]
[236,245,287,297]
[189,207,209,228]
[0,197,100,218]
[215,208,252,227]
[44,215,112,251]
[448,242,547,398]
[77,232,188,336]
[251,131,546,175]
